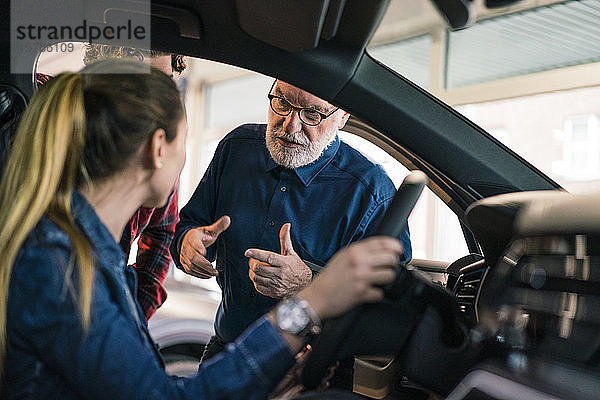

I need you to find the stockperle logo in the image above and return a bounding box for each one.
[11,0,151,74]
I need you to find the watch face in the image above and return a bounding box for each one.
[277,300,310,333]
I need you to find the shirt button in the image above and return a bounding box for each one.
[269,221,275,227]
[250,292,256,297]
[280,186,287,192]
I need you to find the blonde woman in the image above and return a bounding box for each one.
[0,59,402,399]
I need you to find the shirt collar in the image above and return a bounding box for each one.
[265,135,340,187]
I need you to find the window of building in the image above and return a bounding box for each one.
[553,114,600,181]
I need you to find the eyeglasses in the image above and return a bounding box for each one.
[267,91,339,127]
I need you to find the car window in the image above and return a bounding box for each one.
[368,0,600,193]
[456,88,600,194]
[338,132,468,262]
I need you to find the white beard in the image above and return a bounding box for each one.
[265,125,337,169]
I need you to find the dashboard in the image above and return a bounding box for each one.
[440,190,600,399]
[320,189,600,400]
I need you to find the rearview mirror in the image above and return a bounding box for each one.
[430,0,524,29]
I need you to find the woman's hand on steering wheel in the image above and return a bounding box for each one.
[298,236,403,321]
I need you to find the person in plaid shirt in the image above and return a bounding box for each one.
[83,44,187,320]
[119,189,179,320]
[35,45,187,320]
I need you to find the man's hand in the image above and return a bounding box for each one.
[245,223,312,298]
[180,215,230,278]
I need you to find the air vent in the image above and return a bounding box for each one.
[453,267,486,327]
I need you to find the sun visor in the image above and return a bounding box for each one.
[235,0,378,52]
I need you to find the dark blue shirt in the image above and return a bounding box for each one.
[172,124,411,342]
[4,191,294,399]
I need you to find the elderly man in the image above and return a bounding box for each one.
[171,80,411,367]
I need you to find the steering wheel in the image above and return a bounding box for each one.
[301,171,428,389]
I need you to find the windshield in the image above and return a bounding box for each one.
[368,0,600,193]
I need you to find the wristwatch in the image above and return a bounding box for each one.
[275,297,322,341]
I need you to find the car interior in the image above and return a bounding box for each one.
[2,0,600,399]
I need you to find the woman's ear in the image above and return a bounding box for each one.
[150,128,167,170]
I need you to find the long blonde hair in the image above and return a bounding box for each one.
[0,59,183,375]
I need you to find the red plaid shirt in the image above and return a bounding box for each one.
[120,190,179,321]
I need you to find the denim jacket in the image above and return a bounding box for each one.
[2,191,295,399]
